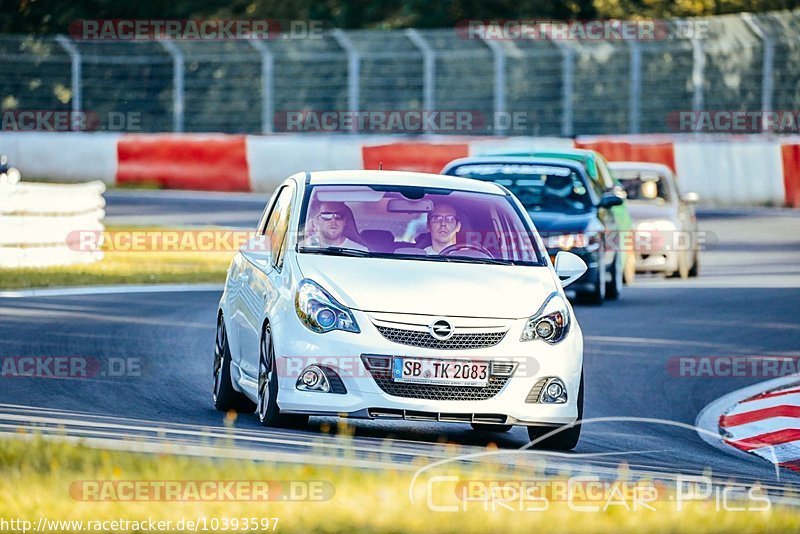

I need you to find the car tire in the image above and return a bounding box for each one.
[257,324,309,428]
[688,252,699,278]
[576,267,604,305]
[526,373,583,450]
[605,253,623,300]
[623,253,636,285]
[675,254,689,280]
[470,423,513,433]
[213,316,257,413]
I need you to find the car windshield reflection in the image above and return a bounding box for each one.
[296,184,544,266]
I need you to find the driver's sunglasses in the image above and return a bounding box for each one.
[317,212,345,221]
[430,214,458,225]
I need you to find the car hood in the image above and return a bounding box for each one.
[626,202,677,223]
[527,210,596,235]
[295,254,556,319]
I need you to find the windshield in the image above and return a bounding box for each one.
[296,184,544,266]
[613,169,672,204]
[448,163,594,213]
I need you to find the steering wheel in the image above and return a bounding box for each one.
[439,243,494,259]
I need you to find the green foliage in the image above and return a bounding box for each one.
[2,0,798,34]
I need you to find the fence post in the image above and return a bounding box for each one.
[54,35,82,131]
[628,41,642,134]
[405,29,436,117]
[741,13,775,118]
[159,40,185,133]
[554,44,575,138]
[249,40,275,134]
[691,37,705,116]
[333,29,360,133]
[480,30,506,135]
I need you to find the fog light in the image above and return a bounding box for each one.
[546,382,564,399]
[296,365,330,393]
[302,369,321,387]
[539,378,567,404]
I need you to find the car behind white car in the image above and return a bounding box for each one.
[609,162,700,278]
[214,170,588,449]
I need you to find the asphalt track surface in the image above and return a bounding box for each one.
[2,190,800,490]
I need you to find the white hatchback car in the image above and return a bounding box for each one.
[214,170,588,449]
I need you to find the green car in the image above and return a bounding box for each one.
[494,148,636,285]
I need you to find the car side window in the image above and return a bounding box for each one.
[586,169,606,199]
[262,185,295,270]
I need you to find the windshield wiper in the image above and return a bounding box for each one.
[297,246,372,257]
[447,257,515,266]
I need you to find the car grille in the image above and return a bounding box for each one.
[374,325,506,350]
[366,369,509,401]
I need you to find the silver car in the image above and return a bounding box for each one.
[609,162,700,279]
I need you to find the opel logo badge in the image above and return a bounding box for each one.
[429,319,454,340]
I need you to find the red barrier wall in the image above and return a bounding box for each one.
[116,134,250,191]
[362,143,469,174]
[781,143,800,208]
[575,139,676,173]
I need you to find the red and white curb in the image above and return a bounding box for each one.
[697,375,800,475]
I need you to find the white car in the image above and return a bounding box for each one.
[213,170,588,449]
[609,162,700,278]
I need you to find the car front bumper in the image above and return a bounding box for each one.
[270,309,583,427]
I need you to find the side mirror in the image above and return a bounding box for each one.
[682,191,700,204]
[240,235,272,269]
[599,193,624,209]
[554,251,588,288]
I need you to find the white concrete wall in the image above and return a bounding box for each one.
[0,132,118,185]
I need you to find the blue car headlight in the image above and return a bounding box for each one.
[295,279,360,334]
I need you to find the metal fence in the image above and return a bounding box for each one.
[1,11,798,136]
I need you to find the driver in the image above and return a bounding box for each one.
[306,201,367,251]
[544,174,584,210]
[424,203,461,254]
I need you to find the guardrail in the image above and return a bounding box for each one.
[0,180,105,268]
[0,132,798,206]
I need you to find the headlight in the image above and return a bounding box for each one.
[295,279,360,334]
[521,293,570,344]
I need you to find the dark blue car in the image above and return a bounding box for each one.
[441,157,624,304]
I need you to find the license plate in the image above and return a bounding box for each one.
[392,357,489,387]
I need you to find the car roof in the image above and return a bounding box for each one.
[607,161,674,175]
[494,147,598,161]
[306,169,506,195]
[442,156,588,176]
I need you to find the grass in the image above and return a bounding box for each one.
[0,436,798,533]
[0,226,233,290]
